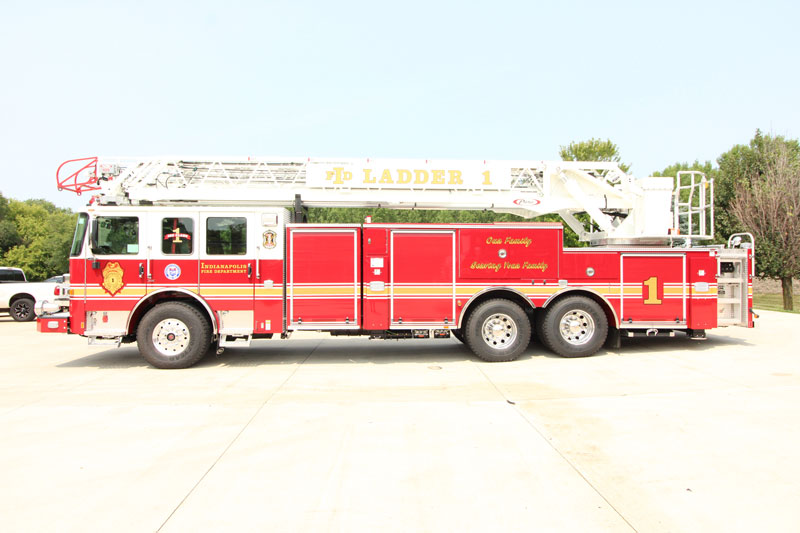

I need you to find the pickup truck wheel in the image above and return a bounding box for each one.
[465,299,531,362]
[136,302,211,369]
[10,298,35,322]
[541,296,607,358]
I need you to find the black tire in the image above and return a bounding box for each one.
[540,296,608,358]
[464,299,531,362]
[10,298,35,322]
[136,302,211,369]
[532,308,545,345]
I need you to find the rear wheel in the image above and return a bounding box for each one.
[136,302,211,369]
[10,298,35,322]
[540,296,607,358]
[465,299,531,362]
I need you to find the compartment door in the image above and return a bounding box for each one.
[391,231,455,327]
[288,228,360,329]
[621,254,686,326]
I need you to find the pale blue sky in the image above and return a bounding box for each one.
[1,0,798,211]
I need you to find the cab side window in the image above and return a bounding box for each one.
[0,269,25,282]
[94,216,139,255]
[162,217,194,255]
[206,217,247,255]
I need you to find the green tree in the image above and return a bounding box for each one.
[559,138,631,173]
[307,207,525,224]
[1,197,75,281]
[717,131,800,310]
[652,160,715,179]
[0,192,23,255]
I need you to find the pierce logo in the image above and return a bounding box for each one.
[164,263,181,281]
[513,198,541,206]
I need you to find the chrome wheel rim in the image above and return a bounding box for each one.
[559,309,595,345]
[152,318,190,357]
[481,313,518,349]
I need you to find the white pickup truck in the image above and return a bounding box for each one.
[0,268,69,322]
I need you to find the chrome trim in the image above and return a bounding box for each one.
[621,322,687,329]
[457,287,535,328]
[126,288,218,335]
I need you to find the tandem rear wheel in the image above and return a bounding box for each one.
[540,295,608,358]
[136,302,212,369]
[465,299,531,362]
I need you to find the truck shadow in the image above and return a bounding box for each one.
[57,333,753,369]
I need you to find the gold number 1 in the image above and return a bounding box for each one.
[643,276,662,305]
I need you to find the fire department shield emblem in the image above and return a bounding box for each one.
[101,262,125,296]
[263,230,277,249]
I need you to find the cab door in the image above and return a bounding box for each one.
[149,212,199,296]
[198,212,257,336]
[84,213,148,336]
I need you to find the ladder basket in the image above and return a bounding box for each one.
[56,157,102,195]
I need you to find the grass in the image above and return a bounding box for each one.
[753,293,800,314]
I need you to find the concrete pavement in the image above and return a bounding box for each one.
[0,310,799,532]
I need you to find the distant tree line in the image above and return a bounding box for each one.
[0,193,76,281]
[3,130,798,308]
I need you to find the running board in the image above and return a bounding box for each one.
[88,336,122,348]
[218,334,252,348]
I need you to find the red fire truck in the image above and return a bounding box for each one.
[39,156,755,368]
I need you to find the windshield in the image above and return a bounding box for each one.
[70,213,89,257]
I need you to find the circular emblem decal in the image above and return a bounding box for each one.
[164,263,182,281]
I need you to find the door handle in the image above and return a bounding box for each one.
[139,263,144,278]
[248,264,253,278]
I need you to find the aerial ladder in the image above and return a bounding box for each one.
[56,155,715,246]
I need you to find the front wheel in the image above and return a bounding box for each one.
[540,296,608,358]
[136,302,211,369]
[10,298,35,322]
[465,299,531,362]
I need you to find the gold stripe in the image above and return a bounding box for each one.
[255,288,283,296]
[392,287,453,296]
[85,287,147,297]
[292,287,357,296]
[200,288,253,296]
